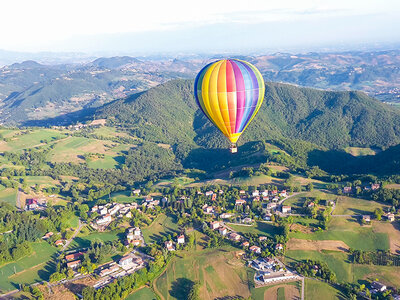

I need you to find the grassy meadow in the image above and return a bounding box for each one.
[0,242,58,292]
[289,217,390,251]
[154,247,253,300]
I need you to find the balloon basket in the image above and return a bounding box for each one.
[230,144,238,153]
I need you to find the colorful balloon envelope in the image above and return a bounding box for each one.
[194,59,265,149]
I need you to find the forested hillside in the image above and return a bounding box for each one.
[93,79,400,149]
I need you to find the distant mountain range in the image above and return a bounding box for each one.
[2,50,400,125]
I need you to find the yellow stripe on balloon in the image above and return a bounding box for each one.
[208,61,229,137]
[217,61,231,135]
[201,63,217,127]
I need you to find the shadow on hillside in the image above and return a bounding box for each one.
[307,149,362,174]
[169,278,195,300]
[184,141,267,172]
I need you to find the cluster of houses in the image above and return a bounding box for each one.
[359,281,400,299]
[65,251,86,270]
[25,198,47,211]
[91,202,137,229]
[237,189,288,203]
[233,189,291,220]
[164,234,185,251]
[125,227,144,247]
[251,257,299,285]
[94,252,146,289]
[343,183,380,194]
[208,220,284,255]
[62,247,148,290]
[362,213,396,224]
[142,195,166,209]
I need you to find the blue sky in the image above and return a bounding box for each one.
[1,0,399,54]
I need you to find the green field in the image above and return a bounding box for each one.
[0,242,58,292]
[304,279,343,299]
[87,155,124,169]
[284,190,335,210]
[0,129,66,152]
[155,176,196,187]
[15,176,59,188]
[67,229,122,249]
[154,247,253,300]
[0,187,17,206]
[286,250,352,282]
[230,174,281,186]
[126,287,158,300]
[345,147,378,156]
[277,287,285,300]
[142,214,180,244]
[228,221,281,238]
[333,196,389,215]
[100,190,141,204]
[289,218,389,251]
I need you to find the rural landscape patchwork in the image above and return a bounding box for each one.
[1,1,400,300]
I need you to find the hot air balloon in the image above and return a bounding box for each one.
[194,59,265,153]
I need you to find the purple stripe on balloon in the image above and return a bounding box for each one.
[238,61,259,132]
[234,61,254,132]
[230,60,245,133]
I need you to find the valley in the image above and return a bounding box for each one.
[0,69,399,300]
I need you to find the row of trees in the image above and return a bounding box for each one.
[350,249,400,266]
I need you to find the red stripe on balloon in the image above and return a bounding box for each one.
[226,60,236,134]
[231,60,245,133]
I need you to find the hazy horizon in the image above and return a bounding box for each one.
[0,0,399,58]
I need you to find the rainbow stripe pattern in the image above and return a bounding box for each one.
[194,59,265,144]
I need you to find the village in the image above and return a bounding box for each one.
[16,180,400,299]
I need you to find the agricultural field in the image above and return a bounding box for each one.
[0,242,58,292]
[289,217,390,251]
[142,214,180,244]
[228,221,281,238]
[67,228,123,250]
[251,281,301,300]
[285,250,400,288]
[383,183,400,189]
[156,176,196,187]
[374,221,400,254]
[333,196,389,216]
[86,155,124,169]
[16,175,60,188]
[229,174,282,186]
[0,187,17,206]
[154,247,253,300]
[304,279,344,299]
[0,129,67,152]
[126,287,158,300]
[284,190,335,210]
[91,126,132,139]
[345,147,378,156]
[48,136,114,164]
[102,190,141,204]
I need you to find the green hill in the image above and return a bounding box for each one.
[92,79,400,150]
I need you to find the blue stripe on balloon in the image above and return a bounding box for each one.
[234,61,254,132]
[239,61,260,132]
[194,62,213,120]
